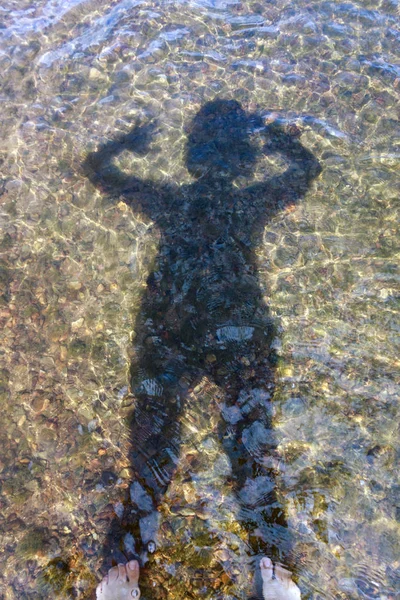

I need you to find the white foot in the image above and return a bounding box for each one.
[260,557,301,600]
[96,560,141,600]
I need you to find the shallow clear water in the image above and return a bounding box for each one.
[0,0,399,598]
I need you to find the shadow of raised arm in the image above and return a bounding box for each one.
[82,123,167,219]
[244,123,322,211]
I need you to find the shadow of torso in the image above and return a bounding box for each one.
[130,178,276,383]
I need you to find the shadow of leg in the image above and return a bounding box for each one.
[212,345,291,563]
[100,387,184,570]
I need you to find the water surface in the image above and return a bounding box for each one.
[0,0,399,598]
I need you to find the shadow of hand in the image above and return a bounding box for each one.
[262,121,303,155]
[117,122,158,156]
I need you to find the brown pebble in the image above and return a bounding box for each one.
[32,396,47,412]
[221,573,231,585]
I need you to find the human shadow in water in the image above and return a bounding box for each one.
[83,100,321,574]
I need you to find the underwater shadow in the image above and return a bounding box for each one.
[83,99,321,592]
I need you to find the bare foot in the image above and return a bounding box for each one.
[96,560,141,600]
[260,557,301,600]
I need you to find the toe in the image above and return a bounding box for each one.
[96,581,103,598]
[274,565,301,599]
[127,560,139,584]
[260,557,273,583]
[108,566,119,584]
[118,563,128,582]
[275,564,293,585]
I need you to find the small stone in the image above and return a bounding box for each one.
[239,475,274,506]
[215,549,230,562]
[130,481,154,512]
[124,532,136,554]
[71,318,84,332]
[182,483,197,504]
[25,480,39,493]
[39,428,57,443]
[221,573,231,585]
[139,512,160,544]
[221,403,242,424]
[67,281,82,290]
[119,467,134,479]
[101,471,117,487]
[32,396,47,412]
[88,419,98,433]
[242,421,270,456]
[89,68,104,80]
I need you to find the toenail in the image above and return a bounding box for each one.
[128,560,137,569]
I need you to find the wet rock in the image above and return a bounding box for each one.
[147,540,156,553]
[237,388,271,415]
[282,74,307,87]
[113,501,124,519]
[31,395,48,412]
[220,403,242,424]
[239,475,275,507]
[67,281,82,291]
[216,325,254,343]
[242,421,271,456]
[130,481,154,513]
[17,528,51,557]
[124,532,136,555]
[139,511,160,544]
[38,427,58,444]
[101,471,117,487]
[89,68,105,81]
[119,467,134,479]
[281,396,307,417]
[71,317,84,332]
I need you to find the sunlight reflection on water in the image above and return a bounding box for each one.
[0,0,399,598]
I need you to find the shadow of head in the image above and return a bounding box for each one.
[185,99,264,182]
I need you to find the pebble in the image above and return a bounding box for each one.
[67,281,82,290]
[89,68,105,81]
[220,403,243,424]
[130,481,154,513]
[124,532,136,554]
[71,318,84,332]
[1,5,398,599]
